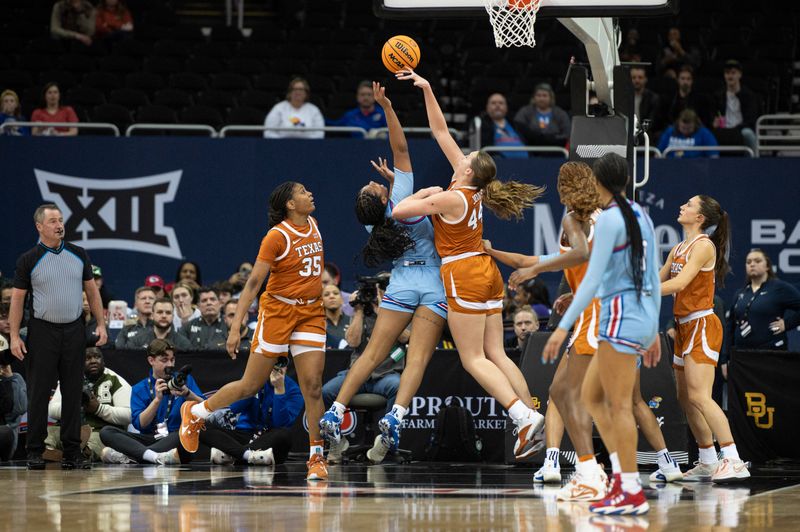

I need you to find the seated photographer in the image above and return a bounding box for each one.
[504,305,539,350]
[0,335,27,461]
[200,357,304,465]
[322,277,409,417]
[180,286,228,351]
[99,339,204,464]
[46,347,131,461]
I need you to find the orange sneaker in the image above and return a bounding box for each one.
[179,401,205,453]
[306,453,328,481]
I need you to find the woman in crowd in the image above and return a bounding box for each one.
[171,282,200,331]
[263,77,325,139]
[323,284,350,350]
[174,261,202,292]
[31,83,78,136]
[0,90,29,136]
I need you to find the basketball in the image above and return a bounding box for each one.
[381,35,421,73]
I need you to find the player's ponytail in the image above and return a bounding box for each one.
[268,181,298,227]
[557,161,600,223]
[472,152,544,220]
[592,153,644,298]
[355,191,415,267]
[698,194,731,286]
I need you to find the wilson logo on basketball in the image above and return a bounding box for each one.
[302,410,357,435]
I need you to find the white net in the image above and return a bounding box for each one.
[484,0,541,48]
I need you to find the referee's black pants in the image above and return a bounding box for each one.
[25,317,85,457]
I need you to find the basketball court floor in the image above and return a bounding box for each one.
[2,461,798,531]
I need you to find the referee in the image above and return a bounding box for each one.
[9,204,107,469]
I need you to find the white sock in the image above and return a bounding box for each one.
[332,401,346,418]
[191,401,211,420]
[545,447,560,468]
[720,443,740,461]
[243,450,251,462]
[507,400,530,422]
[620,472,642,494]
[657,448,676,469]
[576,457,598,478]
[310,442,324,458]
[390,404,408,421]
[609,452,622,475]
[143,450,158,464]
[698,445,718,465]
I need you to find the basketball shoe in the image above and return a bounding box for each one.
[649,462,683,483]
[179,401,205,453]
[248,448,275,466]
[155,448,181,465]
[101,447,135,464]
[533,462,561,484]
[682,461,717,482]
[366,435,390,464]
[378,412,402,452]
[319,407,343,444]
[557,468,607,501]
[711,458,750,483]
[589,489,650,516]
[307,452,328,481]
[513,411,545,459]
[210,448,234,465]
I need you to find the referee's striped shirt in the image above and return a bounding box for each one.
[13,240,93,324]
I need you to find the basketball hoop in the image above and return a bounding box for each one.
[484,0,542,48]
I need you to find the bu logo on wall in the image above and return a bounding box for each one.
[35,169,183,259]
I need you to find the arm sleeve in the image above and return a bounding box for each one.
[256,230,287,265]
[130,383,149,432]
[537,252,562,266]
[264,103,282,138]
[390,169,414,203]
[558,212,621,331]
[657,128,672,152]
[270,377,304,428]
[65,106,79,124]
[11,375,27,419]
[12,251,34,290]
[48,384,63,420]
[96,377,132,426]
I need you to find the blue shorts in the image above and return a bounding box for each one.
[598,291,658,355]
[380,264,448,320]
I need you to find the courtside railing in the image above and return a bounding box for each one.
[756,114,800,156]
[126,124,218,137]
[368,127,464,140]
[219,126,368,138]
[481,145,570,158]
[662,145,756,158]
[0,121,120,136]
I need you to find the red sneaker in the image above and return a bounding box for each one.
[590,488,649,515]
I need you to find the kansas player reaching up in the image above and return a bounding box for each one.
[660,195,749,483]
[543,153,662,516]
[319,82,447,463]
[393,69,546,460]
[179,182,329,482]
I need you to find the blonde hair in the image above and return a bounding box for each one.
[472,152,545,220]
[557,162,600,223]
[1,89,21,117]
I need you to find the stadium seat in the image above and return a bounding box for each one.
[97,55,140,74]
[196,89,237,112]
[91,103,132,135]
[227,58,266,76]
[225,106,266,126]
[153,88,194,110]
[185,57,225,75]
[58,54,96,74]
[239,90,278,111]
[109,88,150,111]
[180,105,224,130]
[136,104,177,125]
[152,40,191,58]
[210,72,251,92]
[16,53,56,73]
[125,72,166,93]
[38,70,78,91]
[82,71,123,92]
[169,72,208,92]
[66,86,106,108]
[193,42,234,59]
[144,56,185,75]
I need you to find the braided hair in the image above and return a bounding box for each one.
[592,153,644,299]
[355,190,415,267]
[268,181,299,228]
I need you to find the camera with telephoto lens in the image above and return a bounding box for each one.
[353,273,391,316]
[165,364,193,393]
[81,378,95,403]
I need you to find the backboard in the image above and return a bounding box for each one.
[375,0,678,19]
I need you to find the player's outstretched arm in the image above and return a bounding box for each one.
[373,81,411,173]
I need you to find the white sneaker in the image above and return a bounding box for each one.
[711,458,750,484]
[248,448,275,466]
[366,435,390,464]
[533,462,562,484]
[557,471,607,501]
[649,463,683,483]
[327,437,349,464]
[210,447,235,465]
[682,461,717,482]
[101,447,134,464]
[513,411,546,459]
[155,448,180,465]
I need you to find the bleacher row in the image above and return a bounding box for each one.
[0,0,797,137]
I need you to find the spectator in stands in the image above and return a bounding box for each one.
[657,109,719,158]
[1,286,11,307]
[327,81,387,134]
[721,249,800,378]
[228,262,252,294]
[180,287,227,351]
[480,93,529,158]
[665,65,713,129]
[31,83,78,136]
[148,299,191,350]
[0,90,29,136]
[174,260,202,292]
[81,293,99,346]
[144,274,165,299]
[222,300,251,353]
[514,83,570,148]
[94,0,133,42]
[50,0,95,46]
[322,262,353,317]
[92,265,114,307]
[504,305,539,350]
[0,347,26,461]
[658,26,701,78]
[513,279,552,322]
[712,60,760,154]
[264,77,325,139]
[171,282,200,331]
[213,281,235,307]
[115,286,156,349]
[99,339,203,464]
[630,67,661,128]
[47,347,131,461]
[619,28,642,63]
[323,284,350,349]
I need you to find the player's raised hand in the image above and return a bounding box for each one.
[372,81,391,108]
[370,156,395,182]
[396,69,430,89]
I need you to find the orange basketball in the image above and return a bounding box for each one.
[381,35,421,74]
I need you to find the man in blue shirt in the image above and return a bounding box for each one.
[327,81,387,134]
[99,338,205,464]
